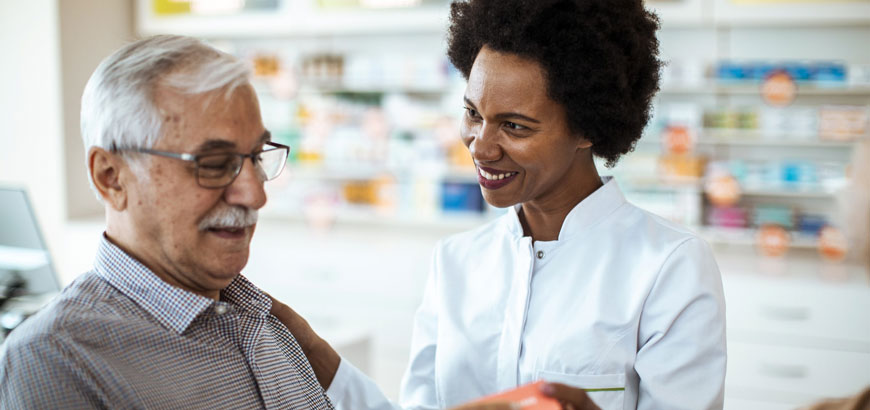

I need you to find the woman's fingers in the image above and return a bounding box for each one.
[540,382,601,410]
[450,401,520,410]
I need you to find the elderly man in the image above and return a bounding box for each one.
[0,35,331,408]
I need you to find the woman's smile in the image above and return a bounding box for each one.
[477,165,519,189]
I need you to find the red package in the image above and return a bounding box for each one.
[471,381,561,410]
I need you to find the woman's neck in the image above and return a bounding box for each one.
[519,164,603,242]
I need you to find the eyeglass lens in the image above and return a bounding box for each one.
[195,146,287,188]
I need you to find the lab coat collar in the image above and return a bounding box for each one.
[505,176,626,241]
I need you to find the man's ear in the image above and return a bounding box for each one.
[88,147,129,211]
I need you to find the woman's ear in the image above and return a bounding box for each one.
[88,147,128,211]
[576,135,593,150]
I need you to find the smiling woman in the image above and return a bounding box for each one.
[459,47,602,229]
[282,1,728,409]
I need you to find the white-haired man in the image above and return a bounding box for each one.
[0,35,332,408]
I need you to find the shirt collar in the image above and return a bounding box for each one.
[221,274,273,314]
[504,176,626,241]
[93,235,270,333]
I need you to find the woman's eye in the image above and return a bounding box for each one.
[505,122,527,131]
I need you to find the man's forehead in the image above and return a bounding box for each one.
[152,84,266,151]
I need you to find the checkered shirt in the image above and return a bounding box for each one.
[0,235,334,409]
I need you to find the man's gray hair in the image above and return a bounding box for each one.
[80,35,251,195]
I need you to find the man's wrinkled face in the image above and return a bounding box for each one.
[124,84,269,296]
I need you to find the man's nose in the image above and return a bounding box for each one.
[224,157,267,210]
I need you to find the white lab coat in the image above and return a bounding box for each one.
[327,177,727,410]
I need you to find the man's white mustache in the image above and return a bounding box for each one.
[198,205,258,230]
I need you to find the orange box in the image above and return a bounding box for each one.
[472,381,561,410]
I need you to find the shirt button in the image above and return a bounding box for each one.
[214,304,228,315]
[537,250,544,259]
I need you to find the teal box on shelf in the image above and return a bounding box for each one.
[753,205,794,230]
[441,182,485,213]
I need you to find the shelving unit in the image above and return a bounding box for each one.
[661,85,870,96]
[136,1,450,37]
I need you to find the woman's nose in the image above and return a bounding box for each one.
[468,124,502,163]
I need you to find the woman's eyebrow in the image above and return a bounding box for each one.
[494,112,540,124]
[463,96,540,124]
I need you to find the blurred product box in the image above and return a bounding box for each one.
[342,180,380,205]
[441,182,485,213]
[848,64,870,86]
[708,206,748,229]
[818,105,869,141]
[658,154,707,179]
[714,60,848,85]
[797,214,828,235]
[753,205,794,229]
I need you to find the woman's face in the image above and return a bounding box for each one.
[461,46,592,209]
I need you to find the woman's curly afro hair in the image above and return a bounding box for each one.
[447,0,662,167]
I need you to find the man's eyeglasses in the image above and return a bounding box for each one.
[115,142,290,189]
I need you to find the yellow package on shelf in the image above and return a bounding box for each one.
[153,0,191,16]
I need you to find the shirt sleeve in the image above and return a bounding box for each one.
[398,242,442,409]
[326,242,444,410]
[325,356,401,410]
[0,332,106,409]
[635,237,727,410]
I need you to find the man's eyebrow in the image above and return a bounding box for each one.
[194,131,270,153]
[463,96,541,124]
[195,139,236,152]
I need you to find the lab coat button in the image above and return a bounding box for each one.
[537,250,544,259]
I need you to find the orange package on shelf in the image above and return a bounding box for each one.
[658,154,707,179]
[470,381,560,410]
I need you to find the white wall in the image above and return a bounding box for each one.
[59,0,135,219]
[0,0,66,259]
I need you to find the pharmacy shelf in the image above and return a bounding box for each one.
[621,177,840,199]
[287,165,478,183]
[136,1,449,37]
[637,135,859,149]
[697,132,859,148]
[659,85,870,96]
[297,85,448,96]
[739,188,838,199]
[261,206,495,232]
[698,226,820,250]
[712,0,870,28]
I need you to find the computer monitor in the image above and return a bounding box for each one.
[0,187,61,296]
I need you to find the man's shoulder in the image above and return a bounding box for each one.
[4,271,140,349]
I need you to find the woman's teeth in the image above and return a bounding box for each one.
[479,169,517,181]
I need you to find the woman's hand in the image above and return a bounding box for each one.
[450,402,520,410]
[268,295,341,390]
[540,382,601,410]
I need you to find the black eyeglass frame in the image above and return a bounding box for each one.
[113,141,290,189]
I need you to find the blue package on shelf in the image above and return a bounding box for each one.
[750,62,776,82]
[781,161,818,186]
[441,182,485,213]
[716,61,749,83]
[797,214,828,235]
[812,62,847,84]
[783,62,813,83]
